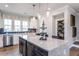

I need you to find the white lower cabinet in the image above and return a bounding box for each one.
[13,35,19,45]
[0,35,19,48]
[0,35,3,48]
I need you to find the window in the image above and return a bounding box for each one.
[4,19,28,32]
[22,21,28,31]
[14,20,21,31]
[4,19,12,32]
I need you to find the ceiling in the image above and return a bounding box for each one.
[0,3,79,17]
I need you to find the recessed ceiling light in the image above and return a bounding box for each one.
[5,4,8,8]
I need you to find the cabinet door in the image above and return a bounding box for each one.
[13,35,19,45]
[0,35,3,48]
[70,15,75,26]
[19,37,27,56]
[19,37,23,55]
[32,45,48,56]
[27,42,33,56]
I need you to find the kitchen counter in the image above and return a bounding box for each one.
[27,36,64,51]
[20,34,69,56]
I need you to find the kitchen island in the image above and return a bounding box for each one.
[19,34,69,56]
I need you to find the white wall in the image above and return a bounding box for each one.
[75,13,79,40]
[64,6,76,43]
[44,14,53,37]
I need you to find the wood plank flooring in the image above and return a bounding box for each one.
[0,45,79,56]
[70,47,79,56]
[0,45,21,56]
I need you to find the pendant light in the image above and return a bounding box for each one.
[32,4,36,20]
[46,3,51,17]
[37,3,41,19]
[30,4,37,28]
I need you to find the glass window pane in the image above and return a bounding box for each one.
[4,19,12,25]
[4,26,11,32]
[4,19,12,32]
[14,20,21,31]
[14,20,20,26]
[22,21,28,31]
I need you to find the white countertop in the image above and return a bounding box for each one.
[20,35,28,40]
[20,34,65,51]
[0,33,27,36]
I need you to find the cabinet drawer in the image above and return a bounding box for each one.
[32,45,48,56]
[0,35,3,48]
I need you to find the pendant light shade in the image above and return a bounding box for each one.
[32,16,36,20]
[37,3,41,19]
[37,13,41,19]
[46,4,51,17]
[46,11,50,16]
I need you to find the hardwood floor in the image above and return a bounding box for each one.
[0,44,79,56]
[70,47,79,56]
[0,45,21,56]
